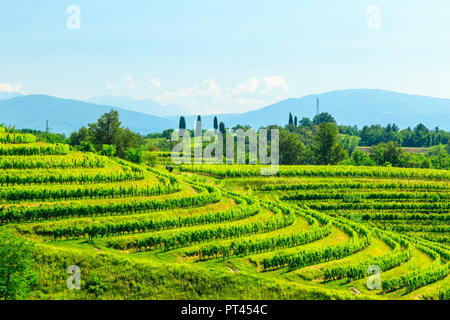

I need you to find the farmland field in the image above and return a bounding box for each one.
[0,134,449,300]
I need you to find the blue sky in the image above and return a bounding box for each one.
[1,0,450,114]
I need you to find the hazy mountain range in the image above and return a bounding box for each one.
[0,92,22,100]
[0,95,176,135]
[0,89,449,134]
[225,89,450,130]
[85,95,191,117]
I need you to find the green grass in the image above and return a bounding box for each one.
[0,140,448,300]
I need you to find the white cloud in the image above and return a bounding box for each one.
[149,78,162,88]
[155,76,290,114]
[125,75,135,89]
[0,82,24,94]
[202,79,222,99]
[231,77,260,95]
[156,91,176,104]
[156,86,204,104]
[259,76,290,95]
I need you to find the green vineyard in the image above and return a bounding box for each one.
[1,136,449,300]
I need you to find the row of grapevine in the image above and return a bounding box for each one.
[383,262,449,293]
[0,190,221,222]
[260,181,450,192]
[262,219,372,271]
[307,202,450,211]
[263,237,371,271]
[0,170,145,186]
[111,212,295,251]
[0,154,107,169]
[0,143,70,156]
[355,213,450,222]
[45,203,260,240]
[0,182,179,202]
[439,288,450,300]
[198,220,332,260]
[389,224,450,233]
[0,133,36,144]
[281,191,450,201]
[323,232,413,281]
[180,164,450,181]
[146,167,178,185]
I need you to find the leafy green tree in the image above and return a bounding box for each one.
[311,122,347,165]
[313,112,335,125]
[370,141,402,166]
[299,117,313,127]
[77,141,96,153]
[88,109,122,148]
[161,129,174,140]
[279,130,306,165]
[350,150,375,166]
[232,124,251,131]
[420,157,433,169]
[0,230,36,300]
[100,144,116,157]
[116,128,145,158]
[340,134,361,156]
[69,126,90,146]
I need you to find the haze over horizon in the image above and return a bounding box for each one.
[1,0,450,115]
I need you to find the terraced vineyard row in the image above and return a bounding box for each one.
[0,138,448,300]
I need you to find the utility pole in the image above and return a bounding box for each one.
[316,98,320,116]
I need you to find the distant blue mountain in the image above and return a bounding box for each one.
[225,89,450,130]
[86,95,191,117]
[0,90,448,134]
[0,95,177,135]
[0,92,22,100]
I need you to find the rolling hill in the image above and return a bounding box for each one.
[225,89,450,130]
[0,95,177,135]
[86,95,191,117]
[0,89,449,134]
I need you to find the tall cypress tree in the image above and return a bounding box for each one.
[289,113,293,125]
[179,116,186,129]
[219,122,226,135]
[213,116,218,131]
[294,116,298,127]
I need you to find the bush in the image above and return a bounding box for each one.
[350,151,375,166]
[100,144,116,157]
[77,141,96,153]
[0,230,37,300]
[125,147,145,163]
